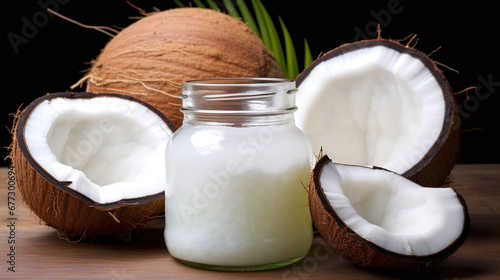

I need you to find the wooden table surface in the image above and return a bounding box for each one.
[1,164,499,279]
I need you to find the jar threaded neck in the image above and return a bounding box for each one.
[180,78,297,126]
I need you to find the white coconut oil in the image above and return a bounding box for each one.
[164,78,314,271]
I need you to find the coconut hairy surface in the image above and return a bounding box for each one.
[77,7,284,128]
[309,154,470,269]
[9,92,175,240]
[296,39,460,187]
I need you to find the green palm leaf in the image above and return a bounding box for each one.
[253,0,287,78]
[304,38,313,69]
[235,0,260,38]
[222,0,241,18]
[279,16,299,79]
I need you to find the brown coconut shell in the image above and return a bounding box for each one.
[309,154,471,269]
[77,7,284,128]
[9,92,174,240]
[296,39,460,187]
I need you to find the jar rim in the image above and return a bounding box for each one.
[183,77,294,87]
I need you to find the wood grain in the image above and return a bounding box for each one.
[1,164,499,279]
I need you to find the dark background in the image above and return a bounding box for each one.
[3,0,499,167]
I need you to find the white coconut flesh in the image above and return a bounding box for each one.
[296,45,446,174]
[319,160,466,256]
[22,95,172,204]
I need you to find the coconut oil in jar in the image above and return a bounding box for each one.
[164,78,313,271]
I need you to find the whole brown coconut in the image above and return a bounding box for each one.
[75,8,284,128]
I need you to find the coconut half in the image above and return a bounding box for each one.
[296,39,460,187]
[10,92,175,239]
[309,154,470,269]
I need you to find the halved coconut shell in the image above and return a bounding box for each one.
[10,92,175,240]
[309,154,470,269]
[296,39,460,187]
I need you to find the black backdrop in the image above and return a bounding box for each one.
[3,0,499,166]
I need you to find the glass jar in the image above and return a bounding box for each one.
[164,78,313,271]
